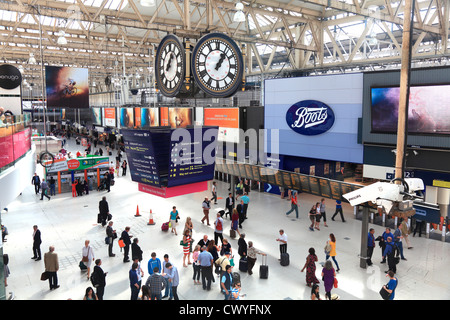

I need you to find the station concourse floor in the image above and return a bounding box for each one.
[2,139,450,301]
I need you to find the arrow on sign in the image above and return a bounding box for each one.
[266,184,272,192]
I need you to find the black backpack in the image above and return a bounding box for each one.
[90,271,100,288]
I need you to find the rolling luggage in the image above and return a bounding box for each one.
[161,221,169,232]
[230,228,236,239]
[232,272,240,285]
[239,257,248,272]
[280,252,289,266]
[259,254,268,279]
[97,213,102,224]
[79,260,87,271]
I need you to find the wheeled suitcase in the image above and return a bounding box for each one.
[232,272,240,285]
[97,213,102,224]
[280,252,289,266]
[161,221,169,232]
[239,257,248,272]
[259,254,268,279]
[230,228,236,239]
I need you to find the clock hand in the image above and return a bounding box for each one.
[215,53,226,71]
[166,53,174,72]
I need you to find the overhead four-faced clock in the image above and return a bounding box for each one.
[155,34,186,97]
[192,33,244,98]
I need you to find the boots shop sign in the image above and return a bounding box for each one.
[286,100,335,136]
[0,64,22,90]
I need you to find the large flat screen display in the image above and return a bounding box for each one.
[371,85,450,135]
[45,66,89,109]
[203,108,240,143]
[168,107,193,128]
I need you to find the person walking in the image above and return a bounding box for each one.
[121,160,127,176]
[393,223,407,261]
[319,198,328,227]
[237,200,245,229]
[225,193,234,219]
[164,263,180,300]
[325,233,340,272]
[381,270,398,300]
[309,203,317,231]
[237,233,247,259]
[129,262,140,300]
[81,240,95,280]
[211,181,218,205]
[413,218,423,237]
[201,197,211,226]
[182,229,192,267]
[99,196,109,227]
[71,179,78,197]
[321,260,336,300]
[400,219,413,249]
[198,246,214,291]
[192,245,201,285]
[44,246,59,290]
[91,259,107,300]
[145,267,166,300]
[214,213,224,245]
[220,265,233,300]
[367,228,376,266]
[331,200,345,222]
[241,193,250,219]
[32,225,42,261]
[106,221,116,257]
[120,227,132,263]
[32,173,41,195]
[49,176,56,196]
[246,241,265,276]
[301,248,320,287]
[315,202,322,230]
[40,179,51,201]
[231,208,241,237]
[169,206,179,236]
[285,190,299,218]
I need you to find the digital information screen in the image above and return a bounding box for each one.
[290,173,300,191]
[329,180,343,200]
[167,127,219,188]
[122,129,168,187]
[282,171,293,189]
[299,174,310,193]
[244,164,254,180]
[319,179,331,198]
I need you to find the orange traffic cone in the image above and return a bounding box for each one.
[135,205,141,217]
[147,209,155,225]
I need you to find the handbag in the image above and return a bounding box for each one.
[333,277,338,288]
[118,239,125,248]
[40,271,49,281]
[82,247,90,262]
[379,287,391,300]
[324,242,331,255]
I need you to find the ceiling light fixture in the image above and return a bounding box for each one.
[57,30,67,45]
[28,53,36,64]
[233,2,246,22]
[140,0,156,7]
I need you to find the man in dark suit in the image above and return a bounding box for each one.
[99,196,109,227]
[237,200,245,229]
[32,225,42,261]
[106,221,116,257]
[92,259,107,300]
[105,172,111,192]
[121,226,132,263]
[225,193,234,219]
[32,173,41,195]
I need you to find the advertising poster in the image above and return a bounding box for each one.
[203,108,240,143]
[120,107,134,128]
[45,66,89,109]
[168,107,193,128]
[160,107,169,126]
[103,108,116,127]
[92,107,102,125]
[141,107,159,127]
[371,85,450,134]
[134,107,141,128]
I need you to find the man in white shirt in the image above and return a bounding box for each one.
[276,229,288,255]
[211,181,218,205]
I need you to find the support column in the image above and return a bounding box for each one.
[360,206,370,269]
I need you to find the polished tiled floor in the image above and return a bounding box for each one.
[2,138,450,301]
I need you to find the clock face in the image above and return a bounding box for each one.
[192,33,243,98]
[155,35,185,97]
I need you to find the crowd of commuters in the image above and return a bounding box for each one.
[2,129,417,301]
